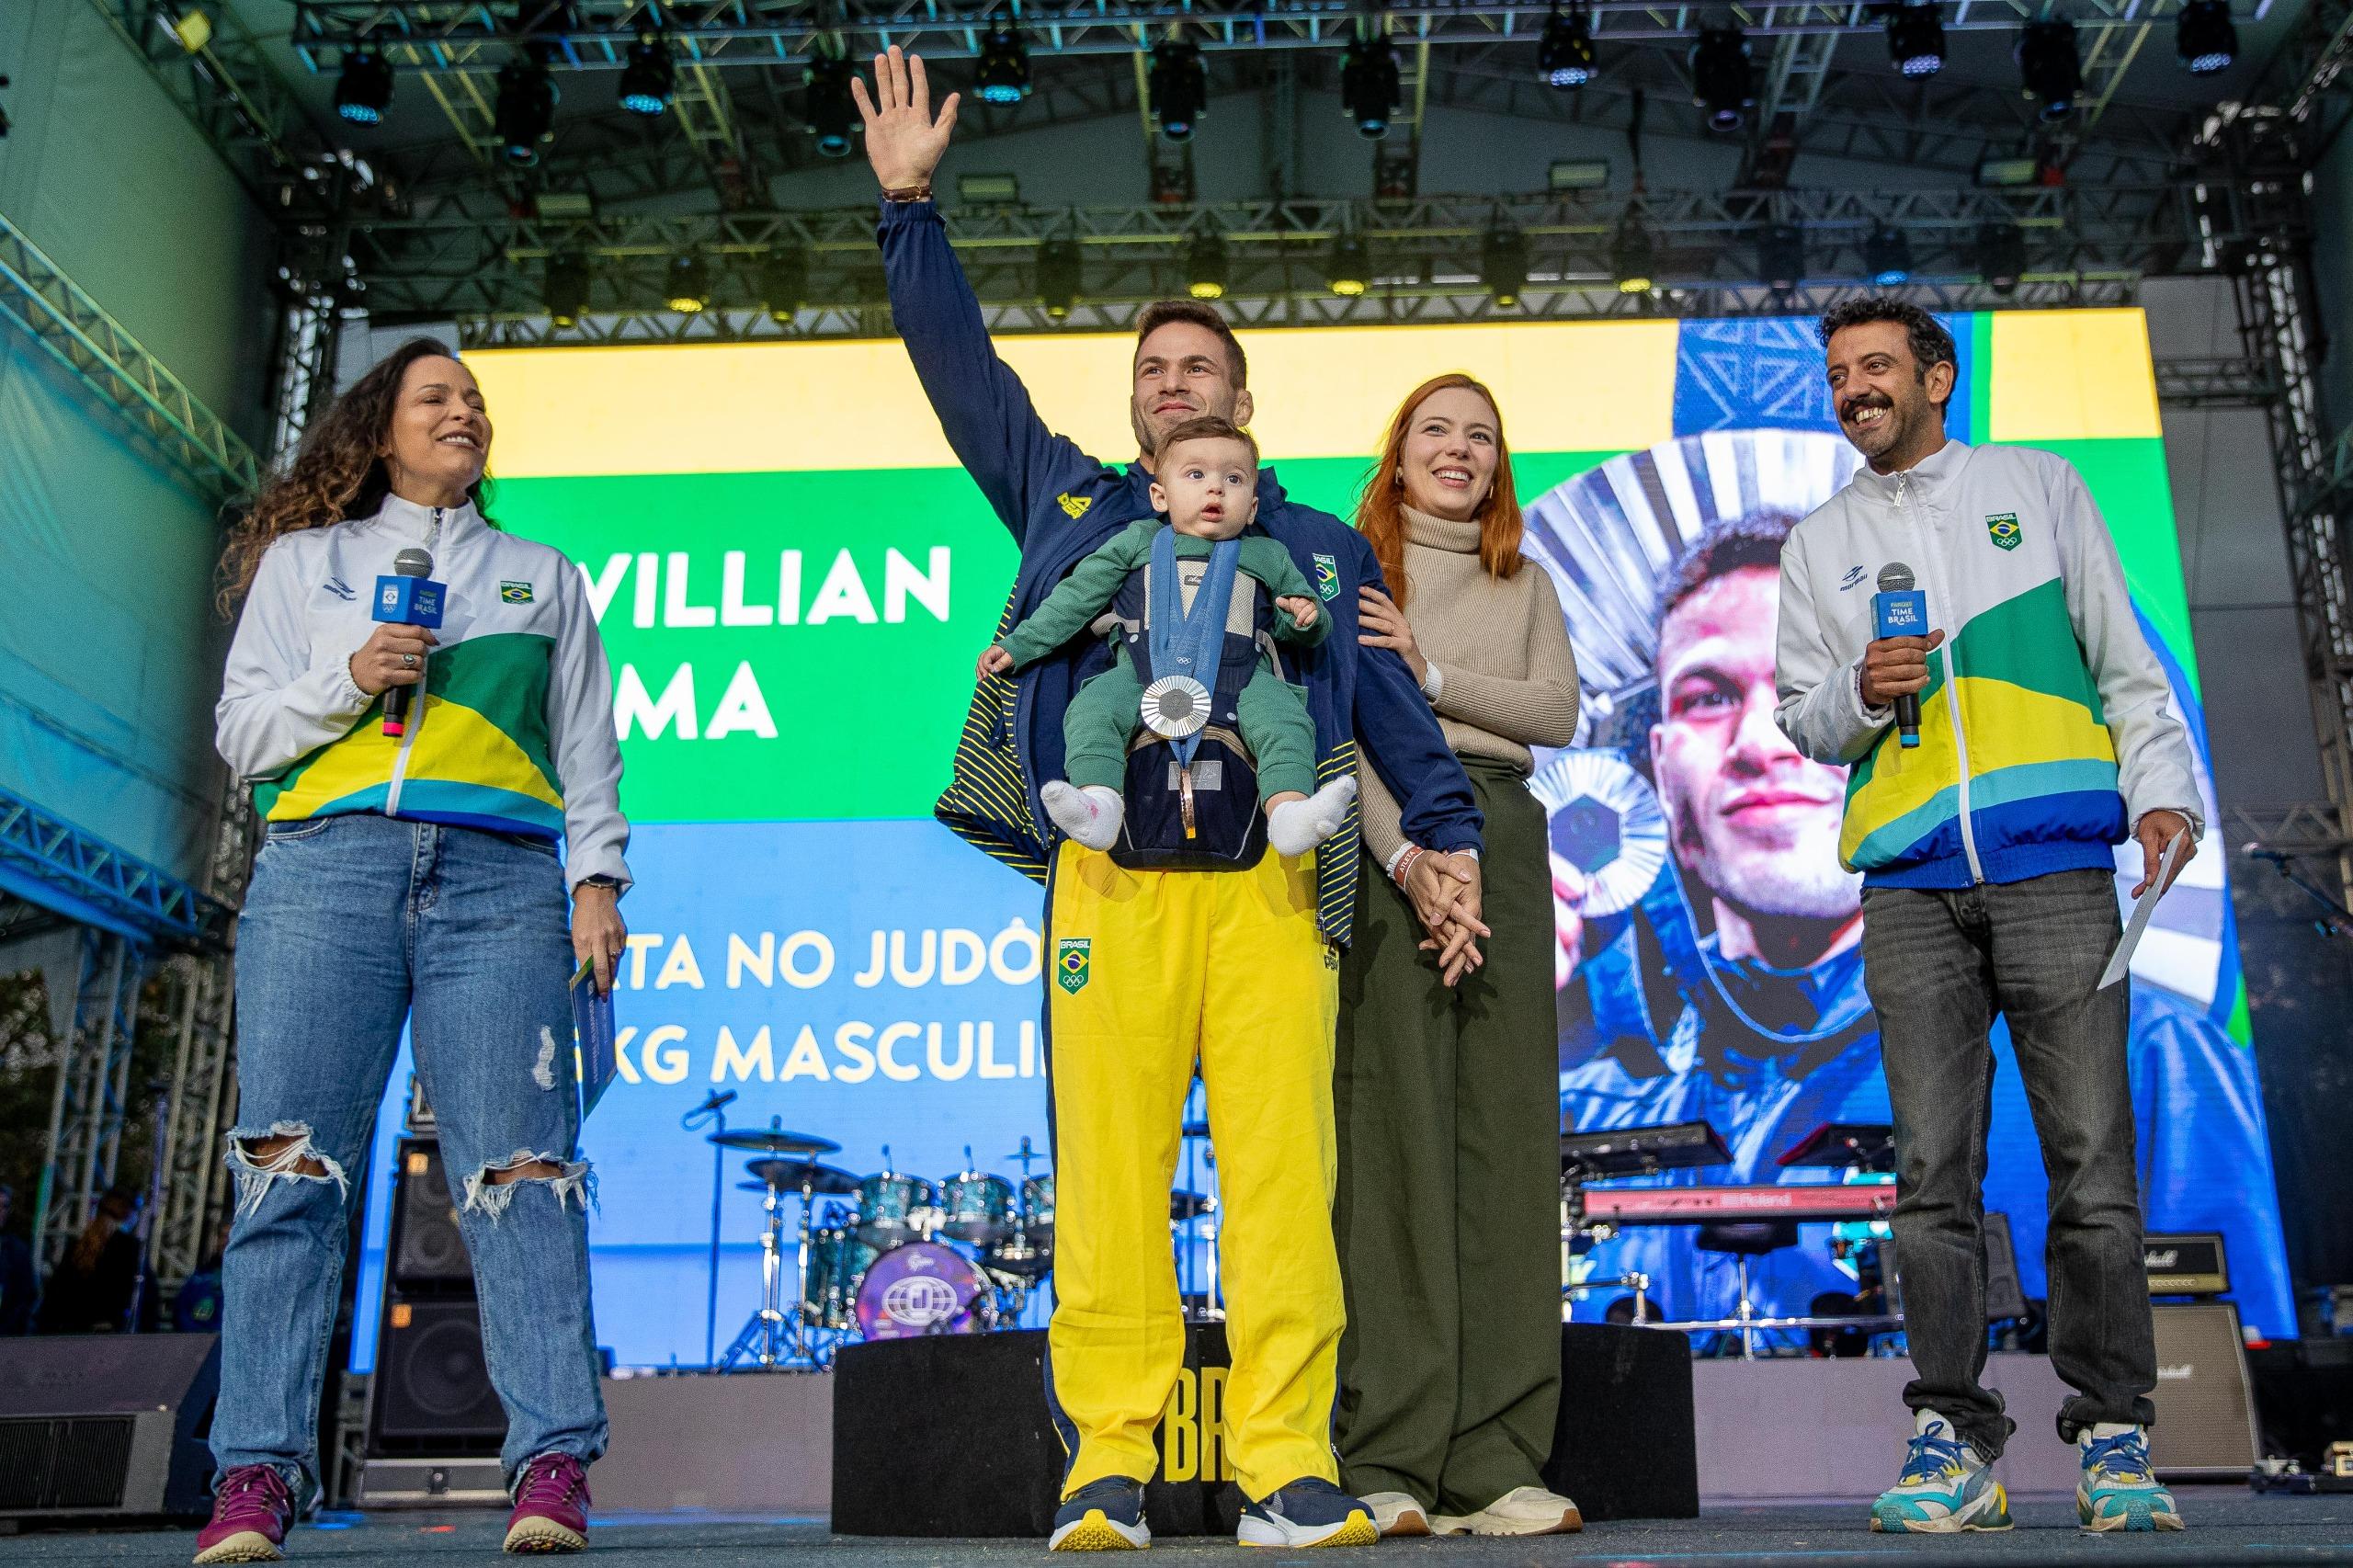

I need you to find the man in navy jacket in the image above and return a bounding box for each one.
[859,49,1483,1551]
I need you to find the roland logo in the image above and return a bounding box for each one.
[2157,1363,2196,1381]
[2147,1249,2180,1268]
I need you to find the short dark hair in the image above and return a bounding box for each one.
[1818,296,1958,396]
[1135,300,1247,388]
[1656,509,1801,628]
[1157,415,1259,468]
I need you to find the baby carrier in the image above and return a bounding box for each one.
[1094,528,1287,871]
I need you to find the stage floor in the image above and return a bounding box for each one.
[11,1491,2351,1566]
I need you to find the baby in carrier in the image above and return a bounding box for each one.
[977,416,1358,857]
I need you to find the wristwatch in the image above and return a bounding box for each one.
[577,874,622,891]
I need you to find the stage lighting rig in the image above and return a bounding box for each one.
[1540,4,1597,88]
[1187,233,1230,301]
[1690,28,1755,132]
[1883,4,1945,78]
[1611,217,1656,293]
[619,35,675,117]
[335,43,394,125]
[1038,238,1083,319]
[666,253,710,313]
[1327,233,1371,297]
[975,26,1032,104]
[1150,41,1207,142]
[806,53,857,156]
[1975,222,2026,294]
[544,252,589,328]
[1483,225,1530,308]
[494,58,558,166]
[2177,0,2236,74]
[1342,35,1401,138]
[1864,223,1912,285]
[1756,222,1805,293]
[763,247,810,324]
[2018,20,2080,120]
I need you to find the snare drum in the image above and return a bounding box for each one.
[987,1175,1055,1278]
[938,1173,1016,1244]
[801,1227,878,1330]
[853,1172,939,1248]
[854,1242,993,1339]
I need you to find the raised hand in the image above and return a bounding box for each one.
[851,45,961,191]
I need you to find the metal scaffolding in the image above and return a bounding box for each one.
[33,929,147,1268]
[0,212,263,508]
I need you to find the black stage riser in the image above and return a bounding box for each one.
[832,1323,1696,1537]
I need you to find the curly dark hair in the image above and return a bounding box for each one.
[217,336,494,615]
[1655,508,1802,627]
[1817,296,1958,391]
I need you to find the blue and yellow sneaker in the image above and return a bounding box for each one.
[1049,1477,1150,1551]
[1869,1410,2011,1533]
[2077,1425,2184,1532]
[1237,1478,1379,1549]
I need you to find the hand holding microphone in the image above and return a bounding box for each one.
[1864,562,1943,750]
[363,548,446,737]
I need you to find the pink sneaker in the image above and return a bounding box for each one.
[193,1464,293,1564]
[503,1452,591,1554]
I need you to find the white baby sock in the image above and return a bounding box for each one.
[1042,780,1124,851]
[1267,774,1358,858]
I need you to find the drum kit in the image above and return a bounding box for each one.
[701,1093,1228,1371]
[708,1120,1061,1370]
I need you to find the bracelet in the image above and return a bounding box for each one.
[1391,846,1425,889]
[881,184,933,203]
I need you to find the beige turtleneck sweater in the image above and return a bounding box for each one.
[1359,505,1582,868]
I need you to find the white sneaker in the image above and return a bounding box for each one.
[1357,1491,1431,1537]
[1428,1485,1584,1537]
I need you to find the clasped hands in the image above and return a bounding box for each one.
[1400,848,1488,987]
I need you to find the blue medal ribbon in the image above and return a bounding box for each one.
[1146,527,1242,767]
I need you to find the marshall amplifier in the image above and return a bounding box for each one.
[2145,1233,2228,1297]
[2149,1301,2260,1479]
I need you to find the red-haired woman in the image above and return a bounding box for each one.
[1334,374,1583,1539]
[197,338,626,1563]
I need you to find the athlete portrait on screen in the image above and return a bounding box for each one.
[1527,425,2294,1339]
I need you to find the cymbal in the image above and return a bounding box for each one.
[744,1158,859,1195]
[1168,1189,1216,1222]
[709,1125,842,1155]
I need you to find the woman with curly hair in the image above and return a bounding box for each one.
[1334,373,1582,1540]
[195,339,625,1564]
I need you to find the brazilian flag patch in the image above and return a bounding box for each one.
[1985,513,2022,551]
[1056,937,1092,994]
[500,580,535,604]
[1313,552,1341,602]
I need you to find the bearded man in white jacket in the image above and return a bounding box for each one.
[1775,298,2198,1537]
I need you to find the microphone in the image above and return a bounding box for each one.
[694,1089,739,1116]
[1871,562,1930,750]
[373,548,444,738]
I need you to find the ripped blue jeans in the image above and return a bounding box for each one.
[213,813,606,1493]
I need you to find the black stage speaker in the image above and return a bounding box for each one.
[391,1139,471,1288]
[834,1321,1699,1536]
[1542,1323,1700,1519]
[369,1137,503,1456]
[0,1334,219,1519]
[369,1299,506,1449]
[2149,1301,2259,1479]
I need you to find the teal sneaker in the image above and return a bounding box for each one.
[1869,1410,2012,1533]
[2077,1425,2184,1532]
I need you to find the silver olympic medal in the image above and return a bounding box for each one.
[1141,675,1212,739]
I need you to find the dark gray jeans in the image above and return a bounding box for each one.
[1860,867,2157,1460]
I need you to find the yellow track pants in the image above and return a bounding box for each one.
[1045,840,1345,1504]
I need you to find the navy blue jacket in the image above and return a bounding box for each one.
[877,199,1481,943]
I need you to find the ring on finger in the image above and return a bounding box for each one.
[402,652,417,668]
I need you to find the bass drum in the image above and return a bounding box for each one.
[853,1241,993,1340]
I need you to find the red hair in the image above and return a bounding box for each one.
[1355,373,1524,609]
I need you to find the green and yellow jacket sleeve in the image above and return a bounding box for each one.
[998,517,1161,667]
